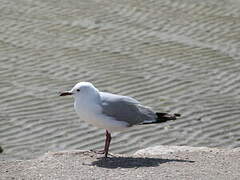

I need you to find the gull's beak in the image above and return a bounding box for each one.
[59,91,73,96]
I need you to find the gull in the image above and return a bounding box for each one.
[60,82,180,158]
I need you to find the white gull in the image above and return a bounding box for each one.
[60,82,180,157]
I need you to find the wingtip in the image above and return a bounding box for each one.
[174,113,181,117]
[155,112,181,122]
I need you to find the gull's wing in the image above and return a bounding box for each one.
[100,92,157,126]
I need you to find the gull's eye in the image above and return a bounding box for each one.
[77,89,80,92]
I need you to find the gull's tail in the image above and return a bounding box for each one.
[141,112,181,125]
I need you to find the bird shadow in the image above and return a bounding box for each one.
[91,156,194,169]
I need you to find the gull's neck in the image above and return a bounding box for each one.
[74,89,102,121]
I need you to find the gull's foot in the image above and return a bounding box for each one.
[107,152,117,157]
[104,152,117,158]
[90,150,116,158]
[90,149,105,154]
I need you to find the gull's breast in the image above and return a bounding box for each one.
[74,100,129,132]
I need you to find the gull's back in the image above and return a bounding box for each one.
[100,92,157,126]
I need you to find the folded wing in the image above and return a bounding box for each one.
[100,92,157,126]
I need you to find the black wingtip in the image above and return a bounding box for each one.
[156,112,181,122]
[139,112,181,125]
[174,113,181,117]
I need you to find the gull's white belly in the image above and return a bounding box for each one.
[74,101,128,132]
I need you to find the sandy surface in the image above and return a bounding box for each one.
[0,0,240,160]
[0,146,240,180]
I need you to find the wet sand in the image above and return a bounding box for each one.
[0,0,240,160]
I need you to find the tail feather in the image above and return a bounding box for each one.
[141,112,181,125]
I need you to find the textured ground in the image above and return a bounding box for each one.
[0,147,240,180]
[0,0,240,160]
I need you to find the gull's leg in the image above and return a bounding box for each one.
[90,130,114,157]
[90,130,108,154]
[103,129,108,152]
[104,130,111,158]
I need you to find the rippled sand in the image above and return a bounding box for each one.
[0,0,240,160]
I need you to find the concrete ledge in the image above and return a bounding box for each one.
[0,146,240,180]
[134,145,240,155]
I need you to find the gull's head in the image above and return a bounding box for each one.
[59,82,99,99]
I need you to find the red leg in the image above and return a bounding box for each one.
[104,130,109,153]
[90,130,112,157]
[104,130,111,158]
[90,130,109,154]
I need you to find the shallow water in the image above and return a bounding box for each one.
[0,0,240,160]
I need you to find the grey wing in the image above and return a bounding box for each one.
[100,92,157,126]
